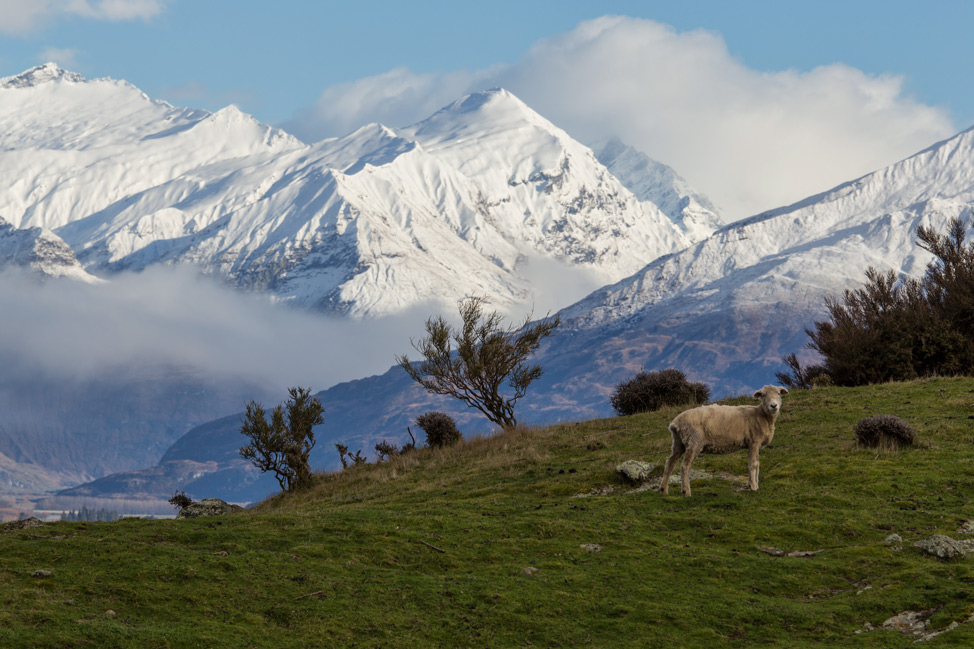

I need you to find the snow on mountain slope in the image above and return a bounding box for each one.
[0,65,301,234]
[0,216,99,282]
[594,138,725,242]
[399,90,689,280]
[564,125,974,332]
[0,66,690,318]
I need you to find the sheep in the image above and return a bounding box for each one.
[659,385,789,497]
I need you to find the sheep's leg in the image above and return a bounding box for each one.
[660,434,685,496]
[747,444,760,491]
[681,444,702,497]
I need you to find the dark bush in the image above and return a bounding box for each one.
[854,415,917,449]
[775,353,832,389]
[610,368,710,416]
[807,218,974,386]
[168,491,193,511]
[335,443,366,469]
[416,411,462,448]
[375,427,418,461]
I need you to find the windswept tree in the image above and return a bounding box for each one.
[239,387,324,492]
[396,297,560,429]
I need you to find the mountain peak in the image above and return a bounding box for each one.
[408,87,558,140]
[1,63,85,89]
[448,88,522,113]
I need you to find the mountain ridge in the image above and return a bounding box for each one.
[0,65,710,318]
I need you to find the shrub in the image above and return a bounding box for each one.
[335,443,367,469]
[610,368,710,416]
[775,353,831,389]
[807,218,974,386]
[239,387,324,492]
[168,491,193,511]
[416,411,462,448]
[854,415,917,450]
[374,428,417,461]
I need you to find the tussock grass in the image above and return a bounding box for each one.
[4,377,974,647]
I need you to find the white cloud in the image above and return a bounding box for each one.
[0,0,166,34]
[282,67,493,143]
[0,266,434,393]
[285,16,955,220]
[92,0,166,21]
[38,47,81,68]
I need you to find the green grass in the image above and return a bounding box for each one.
[3,377,974,647]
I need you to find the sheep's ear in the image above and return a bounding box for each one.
[752,390,763,398]
[778,387,789,395]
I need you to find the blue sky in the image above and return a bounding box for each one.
[1,0,971,218]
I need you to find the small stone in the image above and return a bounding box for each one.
[580,543,602,553]
[913,534,970,560]
[105,610,117,617]
[785,549,824,558]
[616,460,654,483]
[522,566,539,575]
[883,533,903,545]
[882,609,937,639]
[757,545,785,556]
[31,569,52,578]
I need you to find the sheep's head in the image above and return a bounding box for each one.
[753,385,788,417]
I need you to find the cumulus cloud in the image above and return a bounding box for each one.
[0,266,433,393]
[285,16,955,220]
[0,0,166,35]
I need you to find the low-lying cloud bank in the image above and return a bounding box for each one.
[283,16,954,221]
[0,262,584,394]
[0,266,435,392]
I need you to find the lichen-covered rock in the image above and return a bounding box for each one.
[958,520,974,535]
[1,517,43,532]
[913,534,970,560]
[176,498,243,519]
[616,460,655,483]
[884,533,903,546]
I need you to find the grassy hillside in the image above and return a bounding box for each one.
[3,378,974,648]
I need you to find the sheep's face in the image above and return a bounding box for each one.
[753,385,788,417]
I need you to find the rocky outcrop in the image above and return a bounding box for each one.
[1,516,43,532]
[913,534,974,560]
[175,498,244,519]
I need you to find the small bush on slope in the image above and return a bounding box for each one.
[610,368,710,416]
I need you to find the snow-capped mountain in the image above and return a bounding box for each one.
[75,122,974,504]
[594,138,725,242]
[0,64,692,318]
